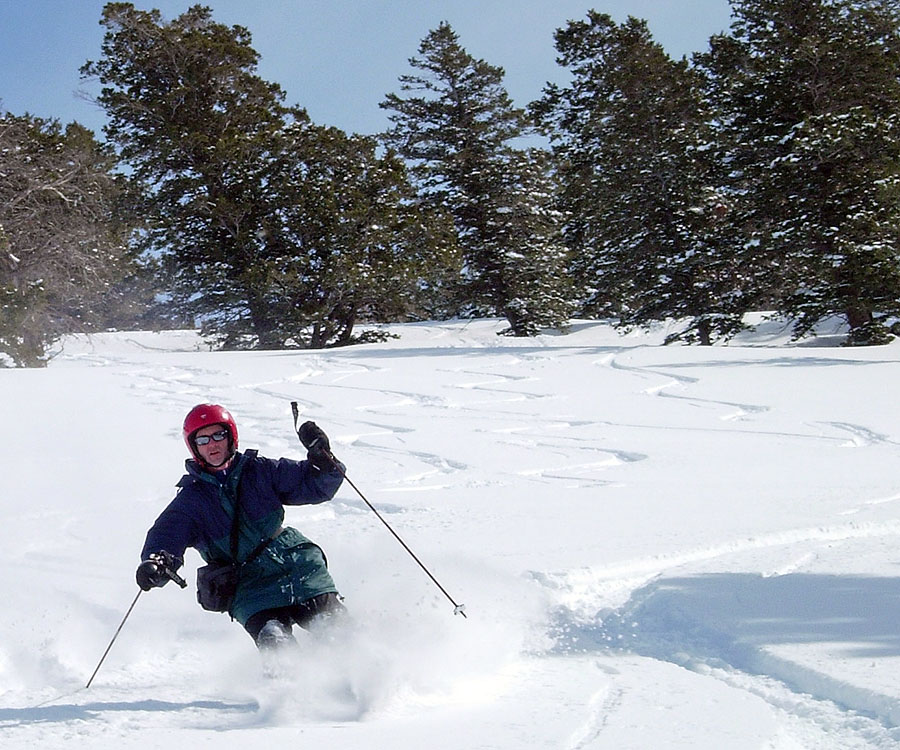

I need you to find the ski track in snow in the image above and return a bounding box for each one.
[525,348,900,747]
[565,677,622,750]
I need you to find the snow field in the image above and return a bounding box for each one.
[1,317,899,748]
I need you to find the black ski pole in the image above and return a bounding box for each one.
[291,402,467,618]
[85,589,142,688]
[86,557,187,688]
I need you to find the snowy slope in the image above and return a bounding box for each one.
[1,317,899,749]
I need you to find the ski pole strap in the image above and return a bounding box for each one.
[161,565,188,589]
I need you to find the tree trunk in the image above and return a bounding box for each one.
[846,304,872,333]
[698,318,712,346]
[248,294,280,349]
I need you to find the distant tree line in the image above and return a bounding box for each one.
[1,0,898,365]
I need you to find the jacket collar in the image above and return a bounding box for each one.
[181,450,247,487]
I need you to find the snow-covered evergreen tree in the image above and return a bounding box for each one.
[699,0,900,345]
[381,22,572,336]
[533,12,749,344]
[83,3,450,349]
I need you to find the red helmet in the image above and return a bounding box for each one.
[183,403,238,462]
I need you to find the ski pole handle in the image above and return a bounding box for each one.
[149,552,188,589]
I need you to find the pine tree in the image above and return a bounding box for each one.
[83,3,450,349]
[229,122,459,349]
[381,22,572,336]
[698,0,900,345]
[532,12,749,344]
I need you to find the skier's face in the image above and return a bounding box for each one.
[194,423,231,468]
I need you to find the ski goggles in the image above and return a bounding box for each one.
[194,429,229,446]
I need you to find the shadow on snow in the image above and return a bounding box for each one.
[548,572,900,659]
[0,698,258,728]
[545,572,900,727]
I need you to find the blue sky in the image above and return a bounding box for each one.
[0,1,734,137]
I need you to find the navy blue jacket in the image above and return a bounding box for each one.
[141,450,344,623]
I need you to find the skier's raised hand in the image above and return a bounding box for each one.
[298,421,335,470]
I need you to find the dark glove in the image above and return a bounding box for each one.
[136,551,182,591]
[298,420,335,471]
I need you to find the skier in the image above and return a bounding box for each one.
[136,403,346,650]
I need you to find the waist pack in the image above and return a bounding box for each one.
[196,531,279,613]
[196,562,240,612]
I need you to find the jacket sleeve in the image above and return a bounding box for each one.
[269,456,345,506]
[140,492,198,564]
